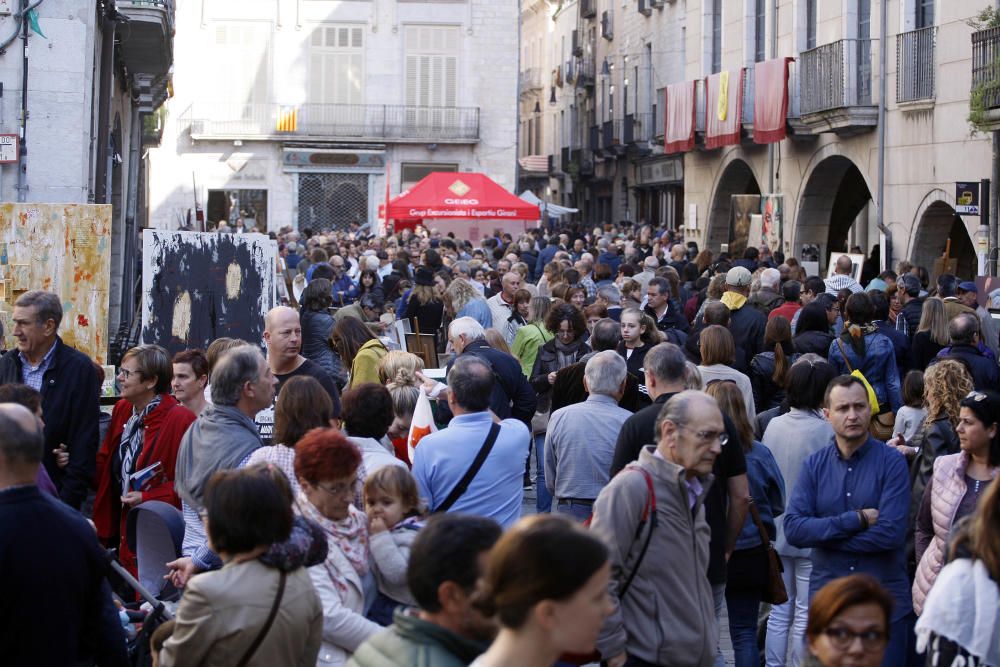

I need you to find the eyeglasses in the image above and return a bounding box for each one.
[318,480,359,498]
[677,424,729,446]
[557,329,576,338]
[822,627,887,650]
[118,368,137,379]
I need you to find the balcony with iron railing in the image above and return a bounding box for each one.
[971,27,1000,130]
[799,38,877,135]
[182,102,480,143]
[897,27,936,104]
[118,0,174,76]
[589,125,601,154]
[520,67,544,96]
[602,119,624,154]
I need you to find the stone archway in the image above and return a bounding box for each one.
[795,155,873,268]
[911,200,977,279]
[706,158,761,253]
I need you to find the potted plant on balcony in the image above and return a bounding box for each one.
[968,7,1000,133]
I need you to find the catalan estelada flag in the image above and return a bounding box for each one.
[276,107,297,132]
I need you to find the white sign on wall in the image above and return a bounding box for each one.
[0,135,18,164]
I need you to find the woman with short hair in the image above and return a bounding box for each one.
[697,325,756,422]
[295,429,382,666]
[300,278,348,387]
[340,383,406,477]
[469,515,612,666]
[94,345,196,575]
[160,466,323,666]
[803,575,892,667]
[171,348,208,416]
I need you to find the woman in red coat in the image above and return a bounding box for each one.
[94,345,195,575]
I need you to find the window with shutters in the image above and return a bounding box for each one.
[404,25,460,135]
[307,24,365,133]
[206,23,272,109]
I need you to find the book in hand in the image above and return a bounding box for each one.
[130,461,165,493]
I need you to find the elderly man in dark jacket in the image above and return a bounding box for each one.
[937,313,999,391]
[0,290,100,509]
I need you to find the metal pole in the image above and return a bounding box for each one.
[514,0,523,197]
[767,0,777,194]
[122,103,141,328]
[15,0,28,202]
[875,0,887,269]
[95,7,116,204]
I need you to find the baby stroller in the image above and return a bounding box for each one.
[110,501,185,667]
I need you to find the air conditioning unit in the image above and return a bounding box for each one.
[580,0,596,19]
[638,0,652,16]
[601,11,613,40]
[572,29,583,57]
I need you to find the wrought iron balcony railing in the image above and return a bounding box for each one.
[897,27,936,103]
[799,38,873,115]
[183,102,480,142]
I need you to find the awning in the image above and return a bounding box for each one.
[753,57,794,144]
[386,172,540,221]
[664,80,696,154]
[705,68,744,150]
[519,190,578,216]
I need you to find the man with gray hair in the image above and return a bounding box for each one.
[593,391,722,666]
[0,403,129,666]
[634,255,660,293]
[544,350,631,521]
[596,284,623,321]
[413,355,531,528]
[750,267,784,316]
[0,289,100,509]
[169,345,276,584]
[939,312,998,390]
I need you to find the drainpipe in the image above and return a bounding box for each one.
[94,4,116,204]
[122,101,141,328]
[875,0,887,269]
[15,0,28,202]
[767,0,777,194]
[514,0,522,197]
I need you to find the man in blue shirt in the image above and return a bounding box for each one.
[784,375,913,666]
[412,355,530,528]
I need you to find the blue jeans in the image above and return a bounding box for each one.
[534,433,552,513]
[553,499,593,522]
[725,587,761,667]
[883,613,917,667]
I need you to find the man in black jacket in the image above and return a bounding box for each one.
[896,273,924,340]
[0,290,100,509]
[644,276,689,336]
[0,403,127,666]
[939,313,999,391]
[723,266,767,365]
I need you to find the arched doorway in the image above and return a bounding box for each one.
[796,156,873,270]
[911,201,977,279]
[706,159,761,253]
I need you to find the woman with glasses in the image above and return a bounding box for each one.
[295,428,381,665]
[529,303,591,512]
[804,574,892,667]
[912,389,1000,615]
[705,381,785,667]
[94,345,196,576]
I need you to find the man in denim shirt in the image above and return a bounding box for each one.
[784,375,913,665]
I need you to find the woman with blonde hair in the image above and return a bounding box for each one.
[912,297,949,370]
[511,296,554,377]
[444,277,492,330]
[537,261,564,298]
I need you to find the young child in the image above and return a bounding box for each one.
[894,370,927,444]
[364,466,425,625]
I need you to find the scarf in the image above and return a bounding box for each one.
[554,337,585,369]
[839,322,879,357]
[118,396,162,493]
[721,292,747,311]
[296,492,370,597]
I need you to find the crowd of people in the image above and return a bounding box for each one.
[2,221,1000,667]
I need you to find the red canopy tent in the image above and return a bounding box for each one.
[383,172,540,240]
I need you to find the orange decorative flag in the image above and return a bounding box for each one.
[407,389,438,463]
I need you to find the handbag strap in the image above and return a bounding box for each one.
[434,422,501,514]
[618,465,657,599]
[236,569,286,667]
[747,498,771,548]
[835,338,854,373]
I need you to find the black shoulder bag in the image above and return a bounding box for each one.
[433,422,501,514]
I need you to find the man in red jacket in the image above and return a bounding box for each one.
[769,280,802,326]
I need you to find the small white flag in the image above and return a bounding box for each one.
[407,388,438,463]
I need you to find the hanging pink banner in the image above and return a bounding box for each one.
[753,57,793,144]
[705,69,744,150]
[664,81,696,154]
